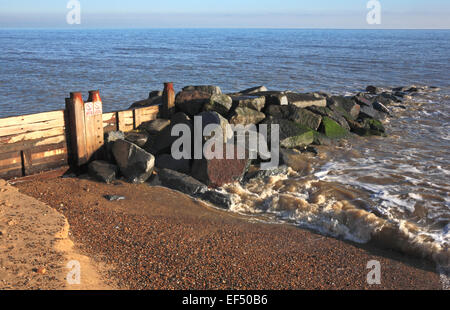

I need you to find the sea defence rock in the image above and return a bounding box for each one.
[229,107,266,126]
[198,190,234,209]
[328,96,361,120]
[112,139,155,184]
[198,111,233,143]
[138,119,171,135]
[203,94,233,117]
[372,101,391,115]
[105,131,126,162]
[351,118,386,137]
[265,105,291,119]
[175,90,211,117]
[286,93,327,108]
[146,112,192,155]
[158,168,207,196]
[88,160,118,184]
[262,118,315,149]
[239,85,268,94]
[289,106,322,131]
[307,106,351,131]
[191,143,250,187]
[366,85,378,94]
[231,95,266,112]
[253,91,289,106]
[182,85,222,95]
[156,154,191,174]
[125,132,148,148]
[322,117,348,139]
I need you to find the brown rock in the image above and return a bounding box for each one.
[175,91,211,116]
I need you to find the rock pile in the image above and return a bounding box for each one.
[87,83,433,208]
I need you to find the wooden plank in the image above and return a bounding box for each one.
[0,127,65,144]
[117,110,134,132]
[25,157,68,176]
[0,110,64,128]
[0,155,22,167]
[0,167,23,179]
[0,135,66,154]
[0,118,65,137]
[65,95,88,166]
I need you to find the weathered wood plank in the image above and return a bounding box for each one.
[0,118,65,137]
[0,110,65,128]
[0,127,65,144]
[0,135,66,154]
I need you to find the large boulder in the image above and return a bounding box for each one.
[203,93,233,117]
[229,107,266,126]
[321,117,348,139]
[264,105,291,119]
[351,118,386,137]
[129,91,163,109]
[359,104,384,120]
[158,168,207,196]
[105,131,126,162]
[366,85,378,94]
[286,93,327,108]
[156,154,191,174]
[146,112,192,155]
[198,190,234,209]
[231,95,266,112]
[125,131,149,148]
[253,91,289,106]
[289,106,322,130]
[175,90,211,117]
[88,160,118,184]
[112,139,155,184]
[182,85,222,95]
[138,119,171,135]
[191,143,250,187]
[262,118,315,149]
[307,106,351,131]
[328,96,361,120]
[239,85,268,94]
[198,111,233,143]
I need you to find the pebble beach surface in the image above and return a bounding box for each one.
[16,177,443,290]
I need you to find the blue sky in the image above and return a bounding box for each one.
[0,0,449,28]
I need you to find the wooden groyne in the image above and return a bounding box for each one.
[0,90,160,180]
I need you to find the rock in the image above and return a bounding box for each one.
[112,139,155,184]
[231,95,266,112]
[352,118,386,136]
[253,91,289,106]
[321,117,348,139]
[376,93,401,105]
[328,96,361,119]
[88,160,118,184]
[146,112,192,155]
[182,85,222,95]
[156,154,191,174]
[129,93,162,109]
[175,90,211,117]
[203,94,233,117]
[359,104,384,120]
[307,106,350,131]
[372,101,391,115]
[104,195,126,201]
[105,131,126,162]
[125,132,149,148]
[240,86,268,94]
[289,106,322,130]
[191,143,250,187]
[286,93,327,108]
[138,119,171,135]
[366,85,378,94]
[158,168,207,196]
[262,118,315,149]
[243,165,289,183]
[264,105,291,119]
[229,107,266,126]
[198,190,234,209]
[353,94,373,107]
[198,111,233,143]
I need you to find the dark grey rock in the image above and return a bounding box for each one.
[156,154,191,174]
[198,190,234,209]
[105,131,126,162]
[264,105,291,119]
[366,85,378,94]
[262,118,314,149]
[112,139,155,184]
[307,106,350,131]
[129,95,162,109]
[125,132,149,148]
[158,168,207,196]
[372,101,391,115]
[328,96,361,120]
[289,106,322,130]
[239,86,268,94]
[203,94,233,117]
[138,119,171,135]
[88,160,118,184]
[243,165,289,183]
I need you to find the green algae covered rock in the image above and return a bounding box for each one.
[322,116,348,139]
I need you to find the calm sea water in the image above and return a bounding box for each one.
[0,29,449,268]
[0,29,449,116]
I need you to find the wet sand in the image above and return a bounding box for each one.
[16,176,443,290]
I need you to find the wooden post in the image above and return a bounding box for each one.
[161,82,175,119]
[65,92,88,166]
[85,90,105,161]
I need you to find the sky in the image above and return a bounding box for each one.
[0,0,449,29]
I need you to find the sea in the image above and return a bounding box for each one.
[0,28,449,271]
